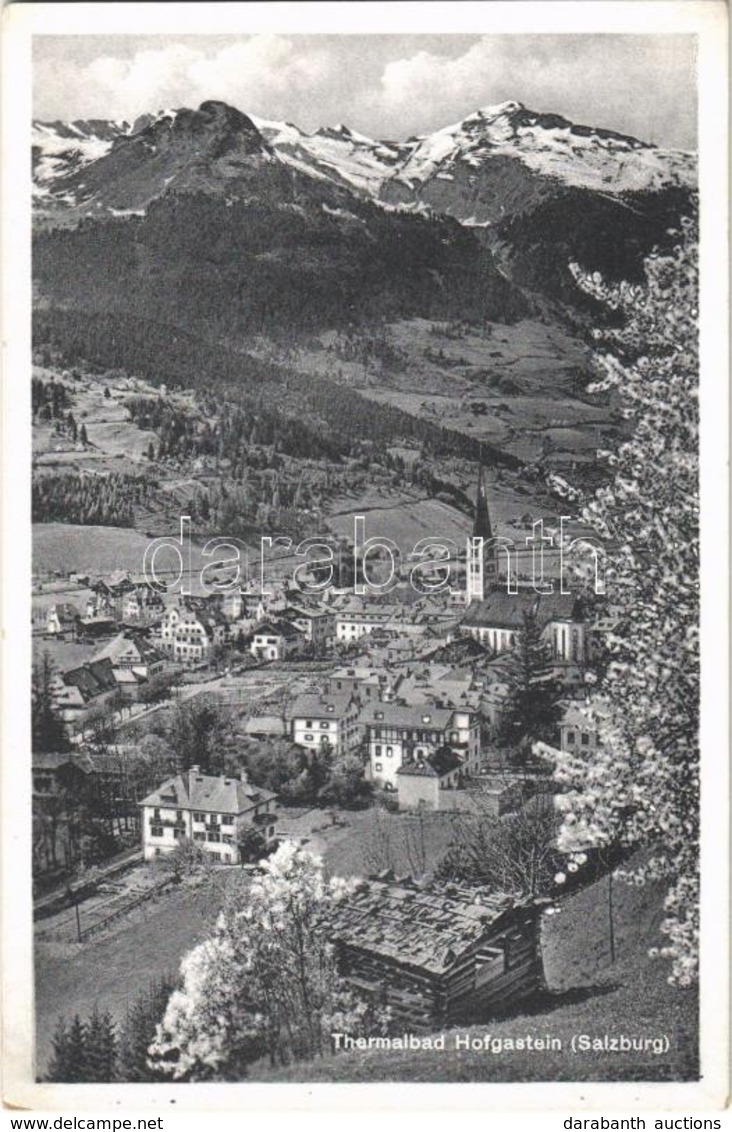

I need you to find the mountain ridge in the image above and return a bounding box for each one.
[33,97,696,223]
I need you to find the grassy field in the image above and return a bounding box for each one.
[34,871,240,1075]
[290,317,616,466]
[34,832,697,1083]
[256,866,698,1083]
[32,522,214,582]
[33,807,458,1075]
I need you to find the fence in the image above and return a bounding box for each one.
[37,874,176,943]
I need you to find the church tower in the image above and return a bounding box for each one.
[466,460,498,603]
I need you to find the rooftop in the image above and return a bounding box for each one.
[330,875,532,975]
[140,767,276,813]
[289,692,355,720]
[396,749,463,778]
[463,589,581,629]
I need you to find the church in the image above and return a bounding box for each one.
[462,462,591,681]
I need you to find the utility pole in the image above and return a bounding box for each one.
[608,870,616,963]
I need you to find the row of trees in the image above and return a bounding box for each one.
[539,217,700,984]
[32,375,70,418]
[46,980,175,1083]
[32,471,152,527]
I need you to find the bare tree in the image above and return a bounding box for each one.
[438,796,561,898]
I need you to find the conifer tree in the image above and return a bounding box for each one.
[84,1006,117,1082]
[117,978,175,1082]
[32,651,68,752]
[46,1015,87,1082]
[502,610,561,756]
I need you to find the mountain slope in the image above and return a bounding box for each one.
[32,102,528,339]
[379,100,695,224]
[32,98,696,317]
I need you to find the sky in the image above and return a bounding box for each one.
[33,34,697,149]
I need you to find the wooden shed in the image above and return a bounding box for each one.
[329,874,547,1029]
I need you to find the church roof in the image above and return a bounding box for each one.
[463,589,581,629]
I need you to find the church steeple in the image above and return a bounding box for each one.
[467,455,498,603]
[473,460,493,540]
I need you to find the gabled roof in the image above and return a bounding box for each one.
[140,768,276,814]
[62,657,117,700]
[463,589,581,629]
[329,876,531,975]
[253,620,302,639]
[92,631,162,665]
[289,693,355,721]
[244,715,287,737]
[396,749,462,778]
[359,702,460,730]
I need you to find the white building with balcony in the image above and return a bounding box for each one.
[139,766,278,864]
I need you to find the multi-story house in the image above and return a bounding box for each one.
[325,665,390,703]
[334,603,400,644]
[121,586,165,624]
[280,605,334,651]
[92,630,165,679]
[54,657,119,730]
[87,572,137,620]
[249,620,304,662]
[157,603,227,666]
[288,692,361,756]
[140,766,278,865]
[360,702,482,790]
[559,701,609,754]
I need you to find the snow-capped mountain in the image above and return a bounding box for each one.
[379,101,696,224]
[250,116,411,196]
[33,98,695,221]
[32,118,131,199]
[32,102,281,220]
[31,99,696,312]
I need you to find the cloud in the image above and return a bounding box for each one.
[37,36,341,123]
[370,36,697,148]
[33,34,696,149]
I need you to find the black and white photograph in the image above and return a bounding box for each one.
[1,0,729,1112]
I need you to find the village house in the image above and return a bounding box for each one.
[90,630,165,700]
[560,700,608,754]
[243,714,288,742]
[92,630,165,679]
[87,571,137,620]
[53,657,119,729]
[249,619,305,662]
[32,751,90,802]
[334,603,401,644]
[139,766,278,865]
[388,662,481,713]
[325,665,390,703]
[279,604,334,652]
[76,614,118,643]
[157,602,227,666]
[396,748,463,810]
[329,875,547,1027]
[360,701,482,790]
[288,692,361,756]
[121,585,165,624]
